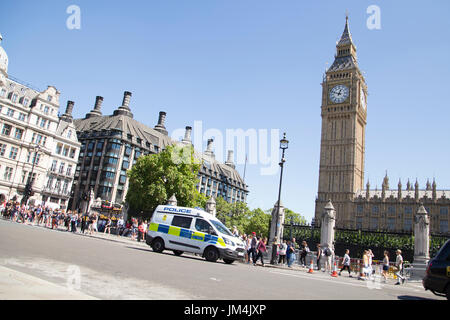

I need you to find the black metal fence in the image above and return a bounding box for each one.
[282,224,449,262]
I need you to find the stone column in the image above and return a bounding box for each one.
[166,194,177,206]
[205,197,216,217]
[320,199,336,250]
[410,204,430,281]
[269,200,285,245]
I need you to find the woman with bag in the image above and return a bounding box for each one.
[278,240,287,265]
[254,237,267,266]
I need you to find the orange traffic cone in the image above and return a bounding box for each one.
[307,259,314,273]
[331,261,338,277]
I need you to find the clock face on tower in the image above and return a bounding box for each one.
[329,84,349,104]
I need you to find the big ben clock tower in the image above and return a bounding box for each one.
[315,16,367,228]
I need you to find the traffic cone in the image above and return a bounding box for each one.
[331,261,338,277]
[307,259,314,273]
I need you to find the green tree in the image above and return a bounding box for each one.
[215,196,252,234]
[245,208,271,238]
[284,208,308,225]
[126,144,202,218]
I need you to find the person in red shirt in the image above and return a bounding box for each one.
[254,237,267,267]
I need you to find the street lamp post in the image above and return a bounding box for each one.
[23,145,41,206]
[271,133,289,264]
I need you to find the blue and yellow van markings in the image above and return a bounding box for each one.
[149,222,225,247]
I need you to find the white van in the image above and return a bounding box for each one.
[146,205,245,264]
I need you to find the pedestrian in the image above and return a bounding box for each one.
[286,240,296,268]
[232,226,239,237]
[361,250,370,280]
[117,216,124,236]
[324,246,333,273]
[137,221,144,242]
[70,213,78,233]
[316,244,322,271]
[300,241,309,267]
[278,240,287,265]
[394,249,405,285]
[250,232,258,263]
[339,249,352,277]
[104,218,112,235]
[254,237,267,266]
[382,251,390,283]
[367,249,375,279]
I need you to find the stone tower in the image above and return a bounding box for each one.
[315,16,368,228]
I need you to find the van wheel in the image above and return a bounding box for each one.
[151,238,165,253]
[204,247,219,262]
[173,250,183,256]
[223,259,234,264]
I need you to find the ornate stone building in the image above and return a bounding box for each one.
[0,33,80,208]
[314,19,449,234]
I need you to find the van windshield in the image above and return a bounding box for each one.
[210,219,233,237]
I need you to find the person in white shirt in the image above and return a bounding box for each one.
[339,249,352,277]
[232,226,239,237]
[367,249,375,280]
[395,249,405,285]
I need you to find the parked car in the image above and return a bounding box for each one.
[423,239,450,300]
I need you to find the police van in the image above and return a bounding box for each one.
[146,205,245,264]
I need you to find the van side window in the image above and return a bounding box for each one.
[172,216,192,229]
[195,218,213,234]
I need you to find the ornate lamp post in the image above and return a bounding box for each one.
[270,133,289,264]
[23,144,41,205]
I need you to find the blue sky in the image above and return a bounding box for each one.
[1,1,450,222]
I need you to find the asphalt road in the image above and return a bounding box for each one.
[0,219,445,300]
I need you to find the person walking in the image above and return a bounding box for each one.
[339,249,352,277]
[300,241,309,267]
[286,240,296,268]
[324,246,333,273]
[70,213,78,233]
[254,237,267,266]
[278,240,287,265]
[316,244,322,271]
[250,232,258,264]
[395,249,405,285]
[361,250,370,280]
[104,218,112,235]
[367,249,375,280]
[382,251,390,283]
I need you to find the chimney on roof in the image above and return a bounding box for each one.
[61,100,74,123]
[204,138,215,158]
[182,126,192,145]
[86,96,103,118]
[225,150,235,169]
[113,91,133,118]
[154,111,168,135]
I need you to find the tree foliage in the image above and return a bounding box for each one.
[126,144,203,218]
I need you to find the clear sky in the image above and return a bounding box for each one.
[1,1,449,222]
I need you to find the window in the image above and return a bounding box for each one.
[51,160,57,172]
[3,167,13,181]
[44,106,49,114]
[370,218,378,230]
[22,98,29,107]
[11,93,18,103]
[171,216,192,229]
[18,113,26,121]
[63,147,69,157]
[387,218,395,231]
[119,175,126,184]
[372,206,379,214]
[440,207,448,217]
[70,148,76,159]
[404,207,413,215]
[66,165,72,176]
[0,144,6,156]
[40,118,46,128]
[388,206,396,215]
[0,89,6,97]
[404,219,412,232]
[67,130,72,139]
[356,217,363,229]
[439,220,448,233]
[47,95,53,102]
[7,108,14,117]
[14,128,23,140]
[122,161,129,170]
[9,147,18,160]
[59,162,65,174]
[195,218,213,234]
[32,153,41,165]
[55,144,62,154]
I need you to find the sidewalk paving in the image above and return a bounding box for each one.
[0,265,97,300]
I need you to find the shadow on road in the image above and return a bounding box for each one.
[397,295,436,300]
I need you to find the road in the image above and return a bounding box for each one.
[0,219,445,300]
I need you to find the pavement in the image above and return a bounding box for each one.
[0,218,431,300]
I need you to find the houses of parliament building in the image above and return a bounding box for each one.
[314,17,449,234]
